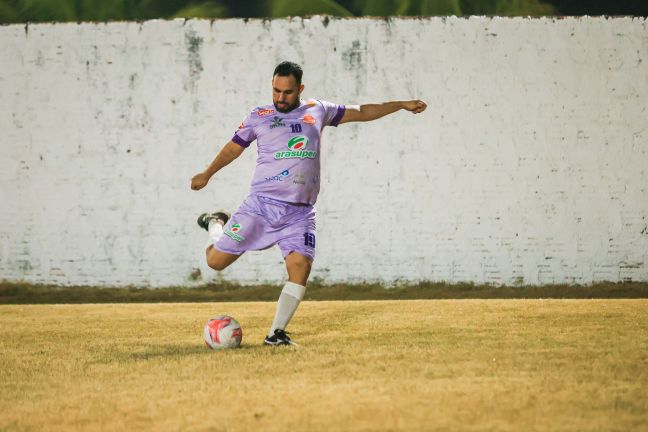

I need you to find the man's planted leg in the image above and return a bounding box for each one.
[264,252,311,346]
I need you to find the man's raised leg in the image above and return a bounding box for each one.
[205,246,240,271]
[197,211,241,271]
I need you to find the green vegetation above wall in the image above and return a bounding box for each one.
[1,0,562,24]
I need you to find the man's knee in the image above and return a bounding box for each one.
[207,256,228,271]
[206,248,236,271]
[286,252,312,271]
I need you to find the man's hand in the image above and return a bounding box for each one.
[190,141,246,191]
[191,172,211,190]
[402,100,427,114]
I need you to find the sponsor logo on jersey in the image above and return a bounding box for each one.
[225,223,244,242]
[270,116,286,129]
[306,99,317,106]
[302,114,316,125]
[274,136,316,160]
[257,109,275,116]
[288,136,308,150]
[293,173,306,185]
[265,169,290,181]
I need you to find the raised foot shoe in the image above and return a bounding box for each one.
[264,329,297,346]
[197,211,230,231]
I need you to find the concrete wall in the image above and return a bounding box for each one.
[1,16,647,287]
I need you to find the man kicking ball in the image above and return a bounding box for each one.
[191,61,427,346]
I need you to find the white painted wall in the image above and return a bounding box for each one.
[1,16,647,287]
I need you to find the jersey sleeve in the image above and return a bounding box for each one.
[231,111,257,148]
[319,100,346,127]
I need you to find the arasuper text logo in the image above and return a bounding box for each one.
[274,136,317,160]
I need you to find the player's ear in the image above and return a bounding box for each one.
[299,84,304,94]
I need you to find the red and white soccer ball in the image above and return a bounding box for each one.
[203,315,243,350]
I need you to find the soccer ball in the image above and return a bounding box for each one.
[203,315,243,350]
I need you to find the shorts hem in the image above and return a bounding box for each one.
[280,248,315,262]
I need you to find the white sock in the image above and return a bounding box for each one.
[268,281,306,336]
[205,219,224,249]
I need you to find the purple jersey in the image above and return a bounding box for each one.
[231,99,345,205]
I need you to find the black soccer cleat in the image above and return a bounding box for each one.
[197,211,230,231]
[264,329,297,346]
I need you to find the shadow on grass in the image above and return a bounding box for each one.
[125,344,210,361]
[125,344,258,361]
[89,343,259,364]
[1,280,647,304]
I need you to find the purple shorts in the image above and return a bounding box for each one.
[215,194,317,261]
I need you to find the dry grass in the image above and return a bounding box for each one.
[1,300,647,431]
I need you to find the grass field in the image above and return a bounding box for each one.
[1,300,647,431]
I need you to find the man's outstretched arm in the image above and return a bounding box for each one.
[191,141,245,191]
[338,100,427,124]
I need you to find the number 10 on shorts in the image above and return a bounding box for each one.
[303,232,316,248]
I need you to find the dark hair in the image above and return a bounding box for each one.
[273,61,303,86]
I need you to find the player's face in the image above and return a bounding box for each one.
[272,75,304,113]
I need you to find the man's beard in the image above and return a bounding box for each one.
[274,100,299,113]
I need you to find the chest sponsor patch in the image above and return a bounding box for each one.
[302,114,316,125]
[274,136,316,160]
[293,173,306,185]
[265,169,290,181]
[257,109,275,116]
[270,116,286,129]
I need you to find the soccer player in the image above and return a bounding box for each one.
[191,61,427,346]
